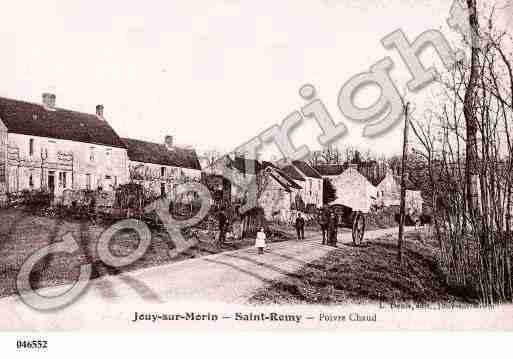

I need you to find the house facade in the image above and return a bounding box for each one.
[0,94,129,197]
[258,164,303,222]
[291,160,323,210]
[123,136,202,200]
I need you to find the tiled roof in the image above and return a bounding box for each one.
[292,160,322,179]
[281,165,306,181]
[122,138,201,170]
[260,162,302,190]
[0,97,126,148]
[273,168,302,189]
[313,164,348,176]
[268,173,293,192]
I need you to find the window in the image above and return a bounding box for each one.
[161,167,165,177]
[59,172,67,189]
[29,174,34,187]
[89,147,95,162]
[105,175,112,180]
[29,138,34,156]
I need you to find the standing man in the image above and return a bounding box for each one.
[319,209,329,245]
[295,213,305,240]
[328,212,338,247]
[218,209,227,245]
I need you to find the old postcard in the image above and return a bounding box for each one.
[1,0,513,353]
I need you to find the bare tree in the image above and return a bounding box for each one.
[410,2,513,304]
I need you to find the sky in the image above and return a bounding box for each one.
[0,0,511,160]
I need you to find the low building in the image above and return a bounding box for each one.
[0,94,129,197]
[123,136,202,199]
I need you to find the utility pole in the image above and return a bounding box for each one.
[398,102,410,264]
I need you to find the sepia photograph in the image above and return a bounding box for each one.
[0,0,512,355]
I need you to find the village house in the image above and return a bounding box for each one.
[0,94,129,197]
[259,161,303,222]
[280,163,307,209]
[291,160,323,210]
[315,163,378,212]
[376,167,423,213]
[202,156,305,221]
[122,136,202,199]
[202,155,262,206]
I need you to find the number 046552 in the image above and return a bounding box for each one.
[16,340,48,350]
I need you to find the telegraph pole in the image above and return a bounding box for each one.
[398,102,410,264]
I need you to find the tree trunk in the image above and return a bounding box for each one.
[464,0,480,216]
[398,103,410,264]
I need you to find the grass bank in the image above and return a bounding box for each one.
[250,231,478,305]
[0,208,294,298]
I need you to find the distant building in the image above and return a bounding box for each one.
[376,167,423,213]
[123,136,202,198]
[0,94,129,197]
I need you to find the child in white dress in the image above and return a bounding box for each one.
[255,227,266,254]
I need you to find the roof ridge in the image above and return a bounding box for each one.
[0,96,126,149]
[0,95,100,118]
[122,137,196,153]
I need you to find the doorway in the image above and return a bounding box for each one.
[48,171,55,194]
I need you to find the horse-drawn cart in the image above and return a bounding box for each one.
[327,186,375,246]
[328,204,366,246]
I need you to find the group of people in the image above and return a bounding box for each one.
[294,210,339,246]
[216,208,340,255]
[318,210,339,247]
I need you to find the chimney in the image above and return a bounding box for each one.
[96,104,104,119]
[165,135,173,150]
[42,93,56,110]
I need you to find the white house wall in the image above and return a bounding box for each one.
[329,168,377,213]
[258,175,293,222]
[294,169,323,209]
[6,133,129,195]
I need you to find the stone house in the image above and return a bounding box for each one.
[258,162,303,222]
[122,136,202,200]
[0,94,129,197]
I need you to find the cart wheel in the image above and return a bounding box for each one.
[352,211,366,246]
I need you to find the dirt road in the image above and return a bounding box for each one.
[0,226,408,330]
